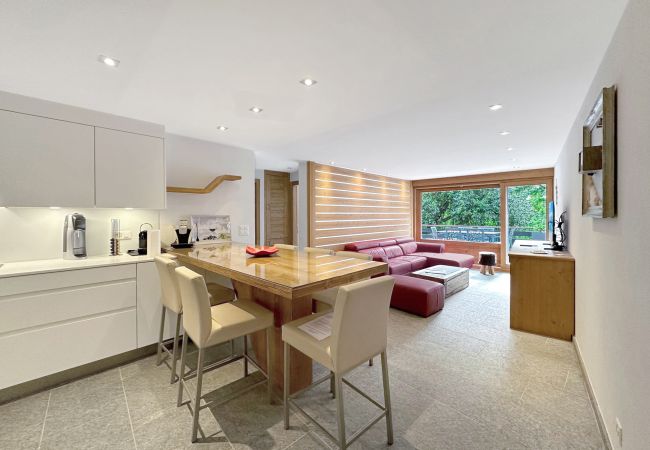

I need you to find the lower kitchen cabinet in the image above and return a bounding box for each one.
[0,265,138,389]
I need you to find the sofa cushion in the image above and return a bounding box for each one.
[383,245,404,258]
[395,238,415,245]
[391,275,445,317]
[394,255,428,271]
[412,252,475,269]
[345,240,383,251]
[398,241,418,255]
[387,259,412,275]
[359,247,387,262]
[378,239,398,247]
[415,242,445,253]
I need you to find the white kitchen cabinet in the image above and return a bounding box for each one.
[0,109,95,207]
[0,264,137,389]
[136,261,177,347]
[94,127,165,209]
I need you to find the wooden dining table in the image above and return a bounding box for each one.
[168,242,388,394]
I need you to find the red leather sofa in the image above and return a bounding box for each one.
[344,238,474,275]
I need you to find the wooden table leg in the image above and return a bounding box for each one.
[232,281,313,395]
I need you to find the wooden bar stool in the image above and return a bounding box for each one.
[153,256,236,384]
[282,276,396,450]
[479,251,497,275]
[175,266,274,443]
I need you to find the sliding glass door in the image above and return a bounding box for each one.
[505,183,550,264]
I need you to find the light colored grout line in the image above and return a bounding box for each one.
[282,432,309,450]
[119,367,138,450]
[37,391,51,450]
[562,368,571,390]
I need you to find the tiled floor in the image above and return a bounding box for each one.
[0,271,604,449]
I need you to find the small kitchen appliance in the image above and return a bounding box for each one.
[63,213,87,259]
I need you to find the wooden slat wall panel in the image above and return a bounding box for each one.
[309,162,412,250]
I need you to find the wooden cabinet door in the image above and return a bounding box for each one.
[94,127,165,209]
[264,170,292,246]
[0,110,95,207]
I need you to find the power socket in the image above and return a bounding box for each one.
[117,230,132,240]
[615,417,623,447]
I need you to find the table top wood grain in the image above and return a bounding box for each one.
[167,242,388,299]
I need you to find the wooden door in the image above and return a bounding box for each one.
[264,171,292,246]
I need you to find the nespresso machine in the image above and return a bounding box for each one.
[63,213,87,259]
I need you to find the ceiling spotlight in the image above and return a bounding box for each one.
[49,206,61,210]
[217,125,228,131]
[362,168,368,172]
[507,147,514,151]
[499,131,511,136]
[329,161,335,165]
[489,104,503,111]
[249,106,263,114]
[300,78,318,87]
[98,55,120,67]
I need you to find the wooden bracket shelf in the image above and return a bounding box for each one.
[167,175,242,194]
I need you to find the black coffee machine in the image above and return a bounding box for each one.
[138,223,153,255]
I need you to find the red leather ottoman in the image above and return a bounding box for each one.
[391,275,445,317]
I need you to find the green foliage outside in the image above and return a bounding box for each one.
[421,185,546,231]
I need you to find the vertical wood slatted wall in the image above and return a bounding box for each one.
[308,162,412,250]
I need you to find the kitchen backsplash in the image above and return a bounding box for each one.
[0,207,159,263]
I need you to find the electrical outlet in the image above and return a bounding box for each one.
[239,224,250,237]
[615,417,622,447]
[117,230,132,240]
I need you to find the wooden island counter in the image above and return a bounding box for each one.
[168,242,388,394]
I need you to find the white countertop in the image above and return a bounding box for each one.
[0,254,155,278]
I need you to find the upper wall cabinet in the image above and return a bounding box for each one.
[0,90,165,209]
[0,110,95,207]
[95,128,166,209]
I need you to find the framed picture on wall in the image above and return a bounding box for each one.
[580,86,616,218]
[190,215,231,244]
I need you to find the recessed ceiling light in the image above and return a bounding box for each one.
[329,161,335,165]
[507,147,514,151]
[125,207,133,210]
[300,78,318,87]
[98,55,120,67]
[499,131,511,136]
[249,107,263,114]
[362,168,368,172]
[489,104,503,111]
[217,125,228,131]
[49,206,61,210]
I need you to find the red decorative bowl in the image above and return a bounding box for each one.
[245,245,279,257]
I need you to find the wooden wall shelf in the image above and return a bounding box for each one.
[166,175,241,194]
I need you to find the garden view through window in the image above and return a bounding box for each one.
[420,184,547,246]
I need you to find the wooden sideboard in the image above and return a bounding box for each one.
[509,240,575,341]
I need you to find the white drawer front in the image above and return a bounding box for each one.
[0,264,136,297]
[0,309,136,389]
[0,280,136,334]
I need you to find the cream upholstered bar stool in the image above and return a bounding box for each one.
[153,256,236,384]
[283,276,395,449]
[175,266,274,443]
[313,250,375,367]
[273,243,297,250]
[304,247,333,255]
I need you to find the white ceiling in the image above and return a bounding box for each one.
[0,0,628,179]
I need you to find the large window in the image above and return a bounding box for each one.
[420,188,501,243]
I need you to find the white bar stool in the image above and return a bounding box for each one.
[312,251,375,367]
[282,276,396,450]
[153,256,236,384]
[273,243,297,250]
[175,266,274,443]
[304,247,333,255]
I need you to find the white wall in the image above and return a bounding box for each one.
[161,134,255,245]
[554,0,650,447]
